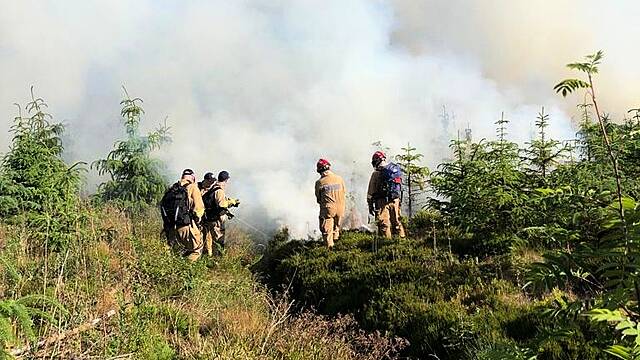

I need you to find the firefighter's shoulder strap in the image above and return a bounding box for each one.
[204,184,224,219]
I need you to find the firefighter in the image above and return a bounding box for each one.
[199,172,217,256]
[367,151,406,238]
[160,169,205,261]
[314,159,346,249]
[202,170,239,254]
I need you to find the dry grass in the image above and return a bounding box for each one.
[0,204,404,359]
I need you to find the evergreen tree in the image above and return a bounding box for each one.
[522,107,568,183]
[0,88,84,250]
[430,113,528,254]
[395,142,429,218]
[92,88,170,211]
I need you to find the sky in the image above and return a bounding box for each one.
[1,0,639,235]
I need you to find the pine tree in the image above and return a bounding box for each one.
[496,111,508,145]
[430,113,528,254]
[0,88,84,250]
[92,88,171,211]
[395,143,429,218]
[523,107,568,182]
[488,112,521,186]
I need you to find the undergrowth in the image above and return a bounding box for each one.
[255,229,607,359]
[0,207,404,359]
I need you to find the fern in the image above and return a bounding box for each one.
[0,295,66,359]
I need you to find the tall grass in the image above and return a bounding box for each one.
[0,205,403,359]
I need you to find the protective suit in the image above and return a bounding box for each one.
[165,177,205,261]
[367,167,406,239]
[315,169,346,248]
[202,171,238,255]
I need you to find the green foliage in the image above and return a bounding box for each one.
[430,114,528,255]
[0,295,66,359]
[395,142,429,218]
[133,233,209,297]
[554,79,592,97]
[554,50,603,97]
[523,107,569,182]
[6,50,640,359]
[0,92,404,359]
[520,50,640,359]
[258,229,609,359]
[92,88,170,211]
[255,51,640,359]
[0,88,84,251]
[587,309,640,359]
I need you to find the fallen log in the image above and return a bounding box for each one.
[8,309,117,357]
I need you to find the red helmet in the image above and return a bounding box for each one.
[372,151,386,166]
[316,158,331,173]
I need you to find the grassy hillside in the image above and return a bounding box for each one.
[0,206,404,359]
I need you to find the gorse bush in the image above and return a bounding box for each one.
[92,88,170,211]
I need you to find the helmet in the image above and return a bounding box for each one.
[316,158,331,173]
[371,151,386,166]
[204,172,215,181]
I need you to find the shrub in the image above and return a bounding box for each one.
[258,230,610,359]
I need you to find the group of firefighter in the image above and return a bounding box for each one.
[161,169,240,261]
[161,150,405,261]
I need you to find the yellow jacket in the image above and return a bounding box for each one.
[212,182,237,209]
[180,178,205,219]
[315,170,346,215]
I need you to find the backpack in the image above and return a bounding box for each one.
[381,162,403,201]
[160,182,191,229]
[203,184,223,220]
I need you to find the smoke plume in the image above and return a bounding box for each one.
[1,1,638,236]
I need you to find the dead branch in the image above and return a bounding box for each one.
[9,309,117,357]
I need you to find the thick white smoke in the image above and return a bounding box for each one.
[1,1,637,236]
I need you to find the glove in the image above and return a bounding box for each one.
[368,203,375,216]
[230,198,240,207]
